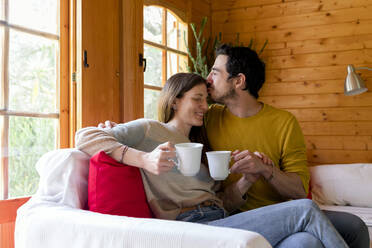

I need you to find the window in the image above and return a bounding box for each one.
[0,0,67,199]
[143,5,188,120]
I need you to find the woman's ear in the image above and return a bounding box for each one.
[172,98,179,111]
[235,73,246,90]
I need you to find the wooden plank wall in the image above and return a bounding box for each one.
[190,0,211,31]
[188,0,212,67]
[188,0,212,59]
[187,0,213,63]
[211,0,372,166]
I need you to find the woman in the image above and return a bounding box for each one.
[76,73,347,248]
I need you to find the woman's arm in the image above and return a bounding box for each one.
[111,142,176,175]
[75,126,176,175]
[75,127,122,156]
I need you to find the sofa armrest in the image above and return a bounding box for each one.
[317,205,372,248]
[15,200,271,248]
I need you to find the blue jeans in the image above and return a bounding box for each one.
[176,199,348,248]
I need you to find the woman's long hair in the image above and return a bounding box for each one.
[157,73,211,164]
[158,73,206,123]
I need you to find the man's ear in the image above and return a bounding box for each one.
[235,73,246,90]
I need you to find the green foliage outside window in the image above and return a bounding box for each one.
[9,117,56,197]
[6,31,58,198]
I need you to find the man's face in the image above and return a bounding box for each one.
[206,55,236,104]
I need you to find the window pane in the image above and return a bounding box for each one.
[167,52,177,79]
[167,11,177,50]
[144,89,160,120]
[9,30,58,113]
[9,0,58,34]
[8,116,57,198]
[167,12,187,52]
[179,22,188,53]
[179,55,188,73]
[144,6,163,44]
[144,45,163,87]
[167,52,188,79]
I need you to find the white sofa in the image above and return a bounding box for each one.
[14,149,271,248]
[310,163,372,247]
[15,149,372,248]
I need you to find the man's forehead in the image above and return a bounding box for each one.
[213,55,228,71]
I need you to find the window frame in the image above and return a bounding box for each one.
[143,5,188,105]
[0,0,69,200]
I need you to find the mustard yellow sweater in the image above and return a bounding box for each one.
[205,103,309,211]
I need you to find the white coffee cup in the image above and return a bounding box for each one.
[174,143,203,176]
[206,151,231,180]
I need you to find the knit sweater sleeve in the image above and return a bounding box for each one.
[75,119,147,156]
[280,115,310,194]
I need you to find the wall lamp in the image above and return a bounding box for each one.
[344,64,371,96]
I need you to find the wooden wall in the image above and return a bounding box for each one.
[188,0,212,61]
[190,0,212,33]
[211,0,372,166]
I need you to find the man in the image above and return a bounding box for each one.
[204,44,370,248]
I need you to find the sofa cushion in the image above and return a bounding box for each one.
[310,163,372,208]
[35,148,90,209]
[88,151,153,218]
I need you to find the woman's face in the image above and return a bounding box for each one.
[173,83,208,127]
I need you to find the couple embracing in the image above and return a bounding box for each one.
[76,44,369,248]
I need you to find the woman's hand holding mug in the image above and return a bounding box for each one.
[142,142,176,175]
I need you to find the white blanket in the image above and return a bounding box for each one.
[15,198,271,248]
[15,149,271,248]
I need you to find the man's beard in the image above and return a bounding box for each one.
[212,86,237,104]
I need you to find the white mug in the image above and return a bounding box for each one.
[206,151,231,180]
[174,143,203,176]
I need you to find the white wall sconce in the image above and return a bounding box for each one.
[344,64,371,96]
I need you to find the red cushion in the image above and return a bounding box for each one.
[88,151,153,218]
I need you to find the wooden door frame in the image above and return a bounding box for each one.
[121,0,144,122]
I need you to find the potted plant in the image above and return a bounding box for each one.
[184,17,268,78]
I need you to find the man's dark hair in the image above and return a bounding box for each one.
[216,44,265,99]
